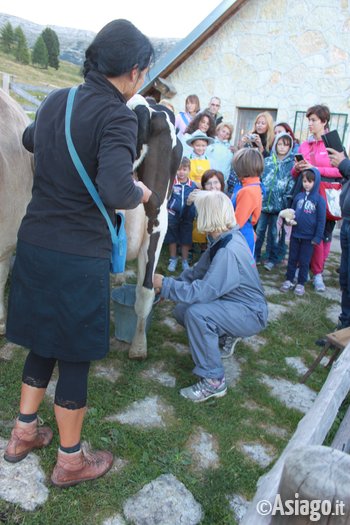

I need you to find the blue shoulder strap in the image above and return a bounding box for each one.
[64,86,123,244]
[180,111,189,126]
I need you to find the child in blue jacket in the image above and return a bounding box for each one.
[255,132,295,270]
[165,157,197,272]
[280,167,326,296]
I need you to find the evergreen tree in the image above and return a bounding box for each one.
[32,36,49,69]
[0,22,15,54]
[41,27,60,69]
[14,26,30,65]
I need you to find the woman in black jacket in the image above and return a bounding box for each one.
[4,19,153,488]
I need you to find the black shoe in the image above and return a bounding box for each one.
[315,337,327,347]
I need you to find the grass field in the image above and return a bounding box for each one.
[0,243,346,525]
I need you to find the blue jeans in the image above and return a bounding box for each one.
[255,212,278,263]
[339,219,350,327]
[286,237,314,285]
[173,300,267,379]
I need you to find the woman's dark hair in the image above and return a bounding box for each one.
[83,19,154,78]
[201,170,225,191]
[275,122,299,144]
[306,104,330,127]
[185,110,216,137]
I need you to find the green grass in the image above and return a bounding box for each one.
[0,244,347,524]
[0,50,82,88]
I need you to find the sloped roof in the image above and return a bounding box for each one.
[140,0,248,94]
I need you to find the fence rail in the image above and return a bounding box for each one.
[241,343,350,524]
[1,72,54,112]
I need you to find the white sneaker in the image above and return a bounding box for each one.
[182,259,190,271]
[167,257,178,272]
[313,273,325,292]
[264,261,274,271]
[294,284,305,296]
[280,280,294,293]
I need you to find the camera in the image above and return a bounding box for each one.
[245,134,256,141]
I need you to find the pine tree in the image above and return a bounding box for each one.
[32,36,49,69]
[41,27,60,69]
[14,26,30,65]
[0,22,15,54]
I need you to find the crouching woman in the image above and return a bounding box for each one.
[154,191,268,402]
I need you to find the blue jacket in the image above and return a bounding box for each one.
[339,158,350,219]
[291,167,326,244]
[261,132,295,213]
[167,177,197,220]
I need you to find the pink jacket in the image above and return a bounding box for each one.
[292,138,341,180]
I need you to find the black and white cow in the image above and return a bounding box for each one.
[124,95,182,359]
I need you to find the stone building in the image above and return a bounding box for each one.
[141,0,350,149]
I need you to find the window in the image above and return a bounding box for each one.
[234,108,278,146]
[293,111,348,144]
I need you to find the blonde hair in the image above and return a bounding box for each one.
[252,111,275,152]
[216,122,233,140]
[233,148,264,179]
[195,191,236,233]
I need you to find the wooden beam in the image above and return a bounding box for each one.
[331,404,350,453]
[241,342,350,525]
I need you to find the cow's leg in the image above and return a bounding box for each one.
[0,254,12,335]
[129,202,168,359]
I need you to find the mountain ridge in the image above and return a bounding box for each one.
[0,13,179,66]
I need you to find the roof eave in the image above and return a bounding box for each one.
[140,0,248,94]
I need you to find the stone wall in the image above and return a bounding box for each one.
[166,0,350,147]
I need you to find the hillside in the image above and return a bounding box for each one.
[0,49,82,89]
[0,13,179,66]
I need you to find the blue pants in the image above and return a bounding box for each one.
[173,300,267,379]
[339,219,350,328]
[255,212,279,263]
[286,237,314,285]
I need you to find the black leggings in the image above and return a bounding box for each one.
[22,352,90,410]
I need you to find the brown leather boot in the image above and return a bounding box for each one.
[51,446,113,488]
[4,418,53,463]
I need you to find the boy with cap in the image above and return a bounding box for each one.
[186,130,214,188]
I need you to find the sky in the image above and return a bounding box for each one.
[0,0,223,38]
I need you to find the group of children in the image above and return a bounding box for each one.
[165,110,329,298]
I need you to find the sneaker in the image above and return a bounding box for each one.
[220,336,242,359]
[182,259,190,271]
[180,377,227,403]
[294,284,305,296]
[167,257,178,272]
[264,261,274,271]
[280,280,294,293]
[314,273,326,292]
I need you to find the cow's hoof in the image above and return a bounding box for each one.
[128,348,147,360]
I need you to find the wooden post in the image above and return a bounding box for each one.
[241,343,350,525]
[2,73,10,94]
[271,446,350,524]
